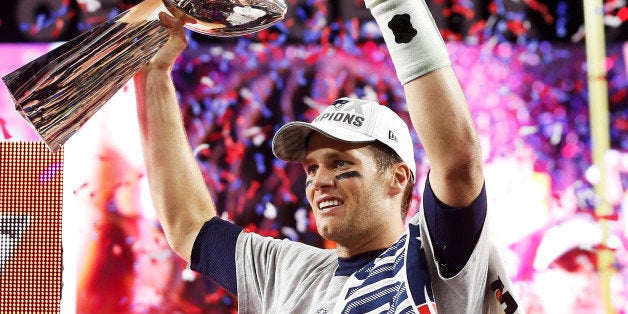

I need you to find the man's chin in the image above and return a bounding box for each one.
[317,224,341,242]
[318,224,353,246]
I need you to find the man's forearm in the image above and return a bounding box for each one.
[366,0,483,207]
[134,67,214,261]
[404,69,483,207]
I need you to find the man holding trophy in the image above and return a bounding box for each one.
[135,1,522,313]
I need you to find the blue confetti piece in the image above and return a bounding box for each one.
[254,153,267,173]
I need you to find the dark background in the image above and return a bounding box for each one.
[0,0,626,44]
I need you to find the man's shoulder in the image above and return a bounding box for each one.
[237,231,338,262]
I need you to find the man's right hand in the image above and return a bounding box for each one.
[146,11,196,73]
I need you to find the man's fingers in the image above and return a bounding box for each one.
[183,15,198,25]
[158,11,197,28]
[158,11,177,28]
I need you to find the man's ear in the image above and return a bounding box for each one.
[389,163,411,196]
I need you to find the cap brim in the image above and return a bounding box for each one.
[272,121,375,162]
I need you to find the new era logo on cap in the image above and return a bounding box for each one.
[389,130,398,142]
[272,97,416,178]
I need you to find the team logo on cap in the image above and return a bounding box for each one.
[331,98,351,109]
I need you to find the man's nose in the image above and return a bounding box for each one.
[311,168,335,190]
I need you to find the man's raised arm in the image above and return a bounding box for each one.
[366,0,487,280]
[134,12,214,262]
[365,0,483,207]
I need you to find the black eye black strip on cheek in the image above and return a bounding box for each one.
[305,180,313,188]
[335,171,362,181]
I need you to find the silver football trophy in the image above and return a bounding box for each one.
[2,0,287,152]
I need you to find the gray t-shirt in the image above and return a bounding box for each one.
[234,208,522,313]
[191,180,523,313]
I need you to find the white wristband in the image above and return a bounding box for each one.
[366,0,451,85]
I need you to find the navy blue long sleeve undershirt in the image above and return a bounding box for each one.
[422,175,487,278]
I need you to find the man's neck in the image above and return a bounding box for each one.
[335,248,388,276]
[335,226,405,258]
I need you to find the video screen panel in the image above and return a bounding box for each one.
[0,142,63,313]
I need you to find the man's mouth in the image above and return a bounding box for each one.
[318,199,343,211]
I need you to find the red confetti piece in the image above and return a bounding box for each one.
[0,118,11,139]
[618,7,628,22]
[506,21,527,37]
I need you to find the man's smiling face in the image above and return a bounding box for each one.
[303,133,397,252]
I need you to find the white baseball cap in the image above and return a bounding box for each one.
[272,97,416,178]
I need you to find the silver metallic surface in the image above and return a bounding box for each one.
[164,0,287,36]
[1,0,287,151]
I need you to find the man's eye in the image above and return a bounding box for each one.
[336,160,347,168]
[306,165,318,175]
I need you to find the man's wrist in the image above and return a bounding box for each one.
[138,62,173,79]
[366,0,451,85]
